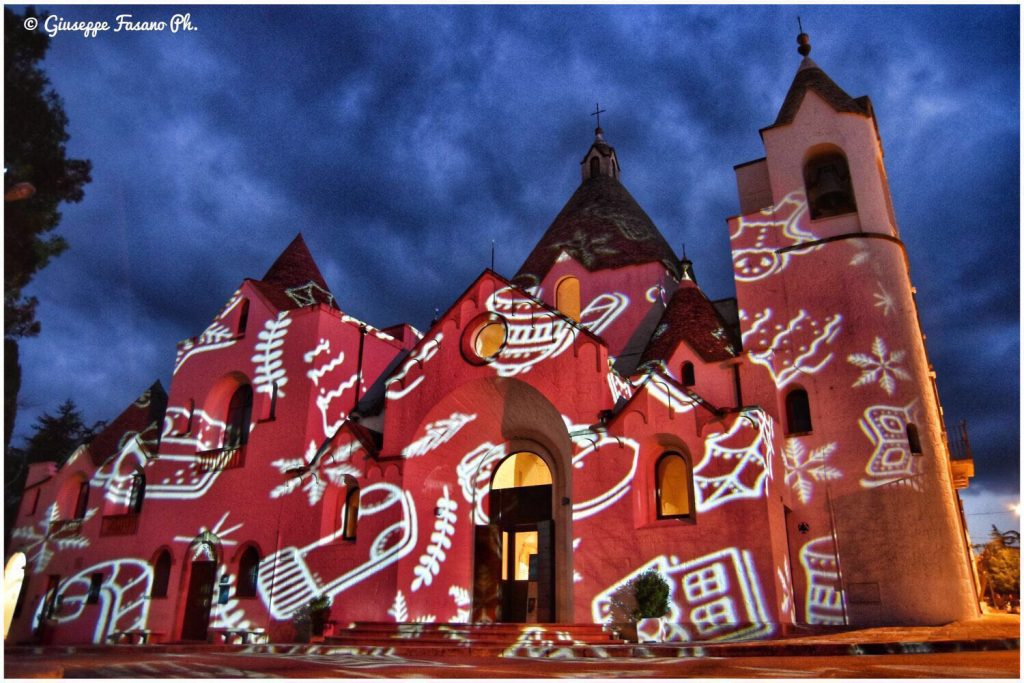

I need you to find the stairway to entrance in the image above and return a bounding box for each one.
[326,622,629,657]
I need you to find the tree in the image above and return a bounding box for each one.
[4,7,92,448]
[979,525,1021,608]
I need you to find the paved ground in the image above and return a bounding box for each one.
[5,614,1019,679]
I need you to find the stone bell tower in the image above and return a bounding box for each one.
[728,29,978,626]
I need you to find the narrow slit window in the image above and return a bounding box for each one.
[152,550,171,598]
[86,573,103,604]
[236,546,259,598]
[906,423,922,455]
[681,361,696,387]
[342,487,360,540]
[785,388,812,435]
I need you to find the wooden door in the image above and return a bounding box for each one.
[535,520,554,622]
[472,525,501,623]
[181,561,216,641]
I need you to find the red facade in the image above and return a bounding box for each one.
[6,50,978,646]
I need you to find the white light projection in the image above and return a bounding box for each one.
[92,433,156,508]
[208,564,254,632]
[385,332,443,401]
[448,586,471,623]
[401,413,477,459]
[258,482,417,619]
[172,512,243,549]
[252,312,292,398]
[858,402,922,489]
[270,440,362,505]
[873,282,896,317]
[564,419,641,522]
[12,503,96,572]
[731,192,818,282]
[693,411,775,513]
[777,558,796,623]
[606,365,634,404]
[592,548,773,642]
[53,559,153,643]
[741,309,842,388]
[847,337,911,396]
[304,338,358,438]
[388,590,436,623]
[782,438,841,504]
[456,442,506,525]
[483,287,626,377]
[799,536,846,625]
[411,485,458,592]
[173,290,245,375]
[644,375,700,415]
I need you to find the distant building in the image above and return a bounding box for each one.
[5,35,978,645]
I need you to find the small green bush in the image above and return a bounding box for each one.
[631,569,670,620]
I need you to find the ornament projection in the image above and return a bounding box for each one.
[8,40,978,646]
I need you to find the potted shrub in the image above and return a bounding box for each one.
[631,569,670,643]
[308,594,332,641]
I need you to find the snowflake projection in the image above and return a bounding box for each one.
[692,412,773,512]
[173,511,242,549]
[873,281,896,316]
[782,438,842,504]
[173,290,245,374]
[385,332,443,401]
[591,548,773,642]
[286,280,334,308]
[54,559,153,643]
[799,536,846,625]
[848,336,911,396]
[741,308,842,388]
[484,287,625,377]
[411,486,458,591]
[270,440,363,505]
[448,586,471,623]
[402,413,477,459]
[11,503,96,572]
[550,229,618,268]
[251,311,292,397]
[858,401,922,488]
[730,191,819,282]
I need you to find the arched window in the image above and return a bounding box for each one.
[589,156,600,178]
[223,384,253,449]
[236,546,259,598]
[655,453,694,520]
[73,480,90,520]
[785,388,812,434]
[152,549,171,598]
[555,277,581,322]
[237,298,250,334]
[129,471,146,515]
[342,486,360,541]
[681,361,696,387]
[804,151,857,219]
[906,423,922,455]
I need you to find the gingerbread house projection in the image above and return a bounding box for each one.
[6,36,979,646]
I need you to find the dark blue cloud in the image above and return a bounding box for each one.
[10,5,1019,502]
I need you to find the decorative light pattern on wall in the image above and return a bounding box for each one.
[252,312,292,398]
[858,402,922,489]
[270,441,363,505]
[741,309,842,388]
[173,290,246,375]
[730,192,818,282]
[12,503,95,572]
[385,333,443,401]
[693,412,774,512]
[799,536,846,625]
[53,559,153,643]
[782,438,841,504]
[402,413,477,459]
[411,486,458,592]
[848,336,911,396]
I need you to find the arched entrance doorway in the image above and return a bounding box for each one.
[474,452,555,623]
[180,540,217,641]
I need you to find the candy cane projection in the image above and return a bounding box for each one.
[53,560,153,643]
[258,482,418,619]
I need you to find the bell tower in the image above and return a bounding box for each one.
[728,30,978,626]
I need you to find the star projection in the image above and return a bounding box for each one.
[848,336,911,396]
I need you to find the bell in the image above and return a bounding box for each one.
[809,163,853,215]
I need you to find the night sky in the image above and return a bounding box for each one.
[8,5,1020,543]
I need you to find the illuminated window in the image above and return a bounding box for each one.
[462,314,507,364]
[492,452,552,490]
[906,423,922,455]
[342,486,360,540]
[514,531,538,580]
[129,471,146,515]
[223,384,253,449]
[73,480,90,520]
[681,361,696,387]
[555,277,581,322]
[656,452,694,520]
[85,573,104,604]
[236,546,259,598]
[152,549,171,598]
[785,388,812,434]
[804,151,857,219]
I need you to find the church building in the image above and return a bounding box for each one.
[5,33,979,646]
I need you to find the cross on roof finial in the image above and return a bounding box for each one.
[591,102,606,130]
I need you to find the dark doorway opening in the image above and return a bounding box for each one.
[181,560,216,641]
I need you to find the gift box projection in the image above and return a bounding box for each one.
[6,37,979,646]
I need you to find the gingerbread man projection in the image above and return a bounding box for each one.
[484,287,626,377]
[257,482,418,619]
[730,192,819,282]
